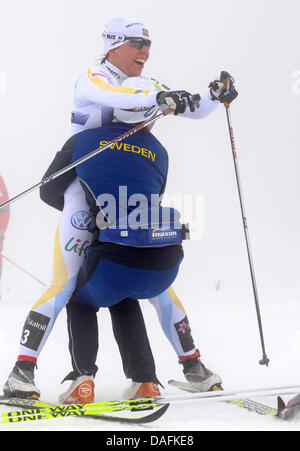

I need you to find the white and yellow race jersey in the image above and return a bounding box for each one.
[71,60,220,135]
[71,60,159,135]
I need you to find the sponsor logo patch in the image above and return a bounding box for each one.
[20,311,51,352]
[174,316,195,352]
[90,72,107,79]
[79,382,93,398]
[71,211,92,230]
[151,229,177,239]
[64,237,90,257]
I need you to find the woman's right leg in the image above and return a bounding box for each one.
[3,179,93,398]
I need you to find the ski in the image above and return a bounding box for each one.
[0,400,169,425]
[167,380,300,401]
[227,397,281,417]
[1,380,298,425]
[0,395,155,410]
[276,396,300,421]
[167,380,296,417]
[80,403,169,424]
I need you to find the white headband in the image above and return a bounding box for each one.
[102,17,150,54]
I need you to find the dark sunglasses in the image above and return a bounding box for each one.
[127,37,151,50]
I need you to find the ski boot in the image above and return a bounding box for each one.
[59,372,95,404]
[123,381,161,399]
[180,349,222,392]
[3,361,40,399]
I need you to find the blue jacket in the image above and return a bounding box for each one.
[40,122,168,214]
[40,122,184,260]
[73,123,169,223]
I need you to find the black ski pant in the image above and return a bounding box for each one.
[66,297,158,383]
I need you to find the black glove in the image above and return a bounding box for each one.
[157,90,200,115]
[209,71,238,104]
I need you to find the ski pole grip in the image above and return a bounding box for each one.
[222,79,230,108]
[163,107,175,116]
[216,78,229,109]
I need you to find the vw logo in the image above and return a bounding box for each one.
[71,211,92,230]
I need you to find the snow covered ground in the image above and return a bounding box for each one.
[1,266,300,432]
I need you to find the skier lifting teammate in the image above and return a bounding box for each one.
[3,17,238,402]
[39,76,198,402]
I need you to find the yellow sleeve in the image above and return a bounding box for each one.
[75,69,158,109]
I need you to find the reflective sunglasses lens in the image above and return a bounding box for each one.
[129,38,151,49]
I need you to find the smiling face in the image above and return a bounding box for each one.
[107,41,150,77]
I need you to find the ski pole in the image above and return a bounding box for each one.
[0,107,174,210]
[224,102,270,367]
[2,254,47,287]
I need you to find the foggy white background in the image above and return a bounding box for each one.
[1,0,300,430]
